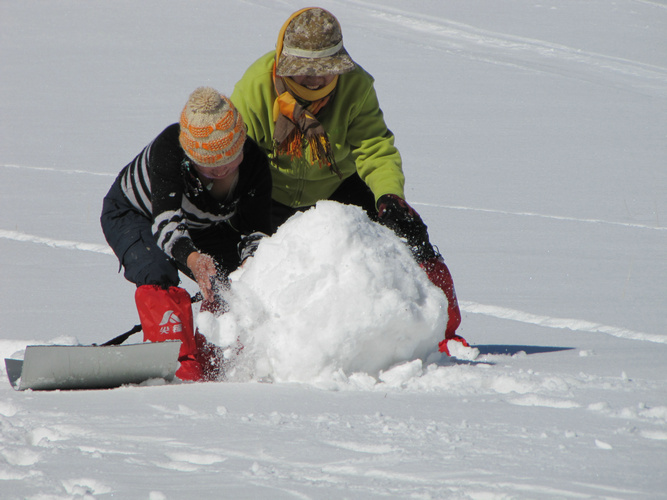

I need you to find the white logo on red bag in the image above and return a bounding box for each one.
[159,310,183,334]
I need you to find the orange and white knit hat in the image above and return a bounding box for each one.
[179,87,246,168]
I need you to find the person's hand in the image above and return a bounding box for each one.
[238,232,267,265]
[377,194,435,263]
[187,252,218,302]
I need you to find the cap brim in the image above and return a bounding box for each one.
[275,48,356,77]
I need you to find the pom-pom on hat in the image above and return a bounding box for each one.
[179,87,246,168]
[275,8,355,77]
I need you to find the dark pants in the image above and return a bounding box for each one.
[271,173,378,231]
[101,176,242,288]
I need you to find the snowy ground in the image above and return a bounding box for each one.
[1,0,666,498]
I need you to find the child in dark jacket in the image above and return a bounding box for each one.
[101,87,272,381]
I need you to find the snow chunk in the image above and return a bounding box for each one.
[595,439,613,450]
[379,360,424,387]
[445,339,480,361]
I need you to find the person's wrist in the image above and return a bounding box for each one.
[186,251,200,270]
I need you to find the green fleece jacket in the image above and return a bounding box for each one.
[231,51,405,208]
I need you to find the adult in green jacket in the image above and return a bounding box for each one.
[231,7,468,355]
[232,51,403,214]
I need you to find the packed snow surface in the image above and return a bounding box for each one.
[1,0,666,499]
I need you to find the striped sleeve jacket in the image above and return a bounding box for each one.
[117,123,272,266]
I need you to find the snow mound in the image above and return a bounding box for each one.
[199,201,448,385]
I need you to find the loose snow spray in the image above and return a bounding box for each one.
[198,201,472,387]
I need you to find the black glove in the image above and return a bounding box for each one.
[377,194,436,263]
[238,231,267,264]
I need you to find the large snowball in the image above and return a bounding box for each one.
[198,201,448,384]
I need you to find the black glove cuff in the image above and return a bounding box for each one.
[377,195,436,263]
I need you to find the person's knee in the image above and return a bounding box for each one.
[122,232,179,287]
[128,263,179,288]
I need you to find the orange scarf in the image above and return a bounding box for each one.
[272,8,342,177]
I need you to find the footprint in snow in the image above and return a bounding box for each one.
[508,395,581,409]
[154,451,226,472]
[28,426,78,446]
[0,401,19,417]
[165,451,226,465]
[0,467,40,481]
[149,404,200,417]
[61,478,111,496]
[323,440,398,454]
[0,447,41,466]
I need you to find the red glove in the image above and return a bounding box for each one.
[421,255,468,357]
[378,195,469,356]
